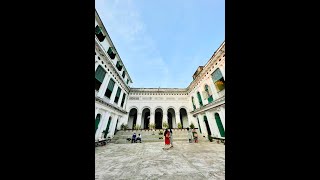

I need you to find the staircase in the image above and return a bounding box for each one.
[111,129,203,144]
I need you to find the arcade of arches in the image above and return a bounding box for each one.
[127,107,189,129]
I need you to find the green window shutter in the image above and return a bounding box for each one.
[116,87,121,97]
[211,68,223,82]
[120,93,126,107]
[122,71,125,78]
[104,119,111,138]
[95,66,106,83]
[95,114,101,133]
[107,79,115,91]
[208,96,213,103]
[197,92,203,106]
[95,25,101,34]
[127,79,129,84]
[215,113,225,137]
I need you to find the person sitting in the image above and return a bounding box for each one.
[136,134,142,143]
[131,133,137,143]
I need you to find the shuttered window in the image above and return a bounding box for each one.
[114,87,122,103]
[104,78,115,98]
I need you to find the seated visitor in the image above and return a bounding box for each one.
[136,134,142,143]
[131,133,136,143]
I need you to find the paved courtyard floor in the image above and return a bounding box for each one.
[95,141,225,180]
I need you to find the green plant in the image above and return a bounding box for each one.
[133,124,141,130]
[120,123,125,130]
[123,124,128,130]
[159,130,163,135]
[178,123,182,129]
[190,122,195,129]
[162,122,169,129]
[149,123,155,130]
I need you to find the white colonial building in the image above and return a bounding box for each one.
[95,10,225,141]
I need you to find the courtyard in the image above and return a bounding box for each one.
[95,141,225,180]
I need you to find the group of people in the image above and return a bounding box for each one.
[163,128,199,150]
[131,133,142,143]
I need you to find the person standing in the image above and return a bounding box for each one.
[163,129,170,150]
[169,129,173,148]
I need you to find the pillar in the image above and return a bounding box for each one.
[150,112,155,128]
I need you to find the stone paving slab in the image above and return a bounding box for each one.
[95,141,225,180]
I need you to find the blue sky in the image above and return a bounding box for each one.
[96,0,225,88]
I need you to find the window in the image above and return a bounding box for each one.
[205,84,214,103]
[114,87,122,103]
[95,25,106,42]
[104,78,115,98]
[191,96,196,110]
[211,68,225,91]
[107,47,116,59]
[120,93,126,107]
[122,71,125,78]
[116,61,123,71]
[95,65,106,91]
[197,92,203,106]
[127,79,129,84]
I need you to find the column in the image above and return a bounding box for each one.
[162,109,167,129]
[175,111,181,128]
[150,112,155,127]
[205,111,220,138]
[97,73,111,98]
[136,112,142,128]
[109,83,119,104]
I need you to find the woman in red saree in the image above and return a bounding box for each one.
[163,129,170,150]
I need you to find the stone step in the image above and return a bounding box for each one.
[114,138,189,144]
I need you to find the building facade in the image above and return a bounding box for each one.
[95,10,225,141]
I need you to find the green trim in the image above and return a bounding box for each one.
[95,65,106,83]
[215,113,225,137]
[197,92,203,106]
[95,114,101,133]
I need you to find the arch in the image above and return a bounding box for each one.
[141,108,151,129]
[128,106,139,113]
[142,106,152,112]
[215,113,225,137]
[179,108,189,128]
[167,108,177,129]
[166,106,176,112]
[95,114,101,134]
[104,116,112,138]
[154,106,164,112]
[155,108,163,129]
[197,91,203,106]
[128,108,138,129]
[203,115,212,137]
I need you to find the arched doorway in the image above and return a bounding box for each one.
[155,108,163,129]
[128,108,137,129]
[204,115,212,136]
[167,108,176,129]
[142,108,150,129]
[180,108,189,128]
[197,117,202,134]
[95,114,101,134]
[104,116,112,138]
[197,92,203,106]
[215,113,225,137]
[114,118,119,135]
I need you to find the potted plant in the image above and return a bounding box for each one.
[162,122,169,129]
[190,122,195,129]
[178,123,182,130]
[159,130,163,135]
[120,123,125,130]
